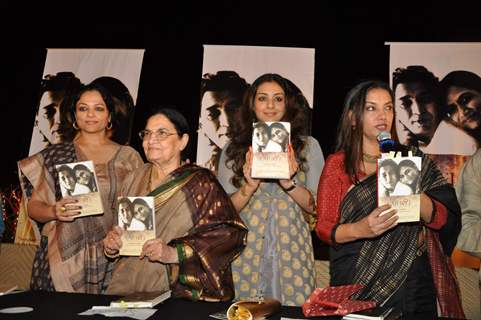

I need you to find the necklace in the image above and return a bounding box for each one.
[362,153,380,164]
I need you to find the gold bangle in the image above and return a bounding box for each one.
[104,248,120,259]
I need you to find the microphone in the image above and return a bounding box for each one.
[377,131,396,153]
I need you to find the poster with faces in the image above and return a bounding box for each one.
[251,121,291,179]
[55,160,103,218]
[377,156,422,223]
[118,196,156,256]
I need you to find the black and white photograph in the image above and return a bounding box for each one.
[252,121,291,153]
[197,45,314,173]
[377,155,422,223]
[56,161,98,197]
[377,157,421,197]
[118,196,156,256]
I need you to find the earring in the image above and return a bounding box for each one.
[352,125,356,131]
[107,121,113,130]
[73,121,79,130]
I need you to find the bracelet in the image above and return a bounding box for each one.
[104,248,120,259]
[281,179,297,192]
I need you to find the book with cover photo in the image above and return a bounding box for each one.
[110,290,171,308]
[55,160,103,218]
[377,155,422,223]
[118,196,156,256]
[251,121,290,179]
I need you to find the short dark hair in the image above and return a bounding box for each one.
[91,76,135,145]
[379,159,399,180]
[145,107,191,160]
[393,65,439,91]
[57,164,75,178]
[57,82,117,142]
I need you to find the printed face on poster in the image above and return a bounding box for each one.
[389,43,481,184]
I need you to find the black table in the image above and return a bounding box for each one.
[0,290,342,319]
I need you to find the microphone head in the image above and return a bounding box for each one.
[377,131,396,153]
[377,131,392,142]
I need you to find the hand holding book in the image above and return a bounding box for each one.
[103,226,123,258]
[140,238,178,264]
[54,197,81,222]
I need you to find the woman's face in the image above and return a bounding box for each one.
[399,165,419,186]
[142,114,187,167]
[253,81,286,122]
[75,90,110,134]
[75,168,91,185]
[446,85,481,131]
[270,127,288,145]
[134,204,149,221]
[361,88,394,143]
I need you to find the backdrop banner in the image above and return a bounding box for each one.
[29,48,144,155]
[16,48,144,245]
[388,42,481,184]
[197,45,315,173]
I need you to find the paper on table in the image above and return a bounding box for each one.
[78,306,157,320]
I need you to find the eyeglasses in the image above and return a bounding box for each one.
[138,129,177,141]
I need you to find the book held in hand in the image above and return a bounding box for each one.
[55,160,103,218]
[251,121,290,179]
[110,290,171,308]
[377,154,422,223]
[118,196,156,256]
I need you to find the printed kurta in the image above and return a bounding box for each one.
[218,136,324,306]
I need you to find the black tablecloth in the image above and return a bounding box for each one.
[0,290,342,320]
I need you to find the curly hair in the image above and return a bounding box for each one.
[224,73,309,188]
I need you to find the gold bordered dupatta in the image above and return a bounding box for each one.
[147,167,196,209]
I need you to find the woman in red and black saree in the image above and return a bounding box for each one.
[316,81,465,319]
[18,82,143,293]
[103,107,248,301]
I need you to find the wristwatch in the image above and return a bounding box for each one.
[282,179,297,192]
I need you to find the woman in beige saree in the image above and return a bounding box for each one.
[103,107,248,301]
[18,82,143,293]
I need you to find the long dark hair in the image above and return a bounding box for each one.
[225,73,308,188]
[335,80,394,184]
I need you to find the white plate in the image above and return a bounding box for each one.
[0,306,34,313]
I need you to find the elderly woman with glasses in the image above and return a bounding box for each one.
[103,107,248,301]
[17,82,143,294]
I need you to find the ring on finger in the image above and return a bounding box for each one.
[60,206,66,212]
